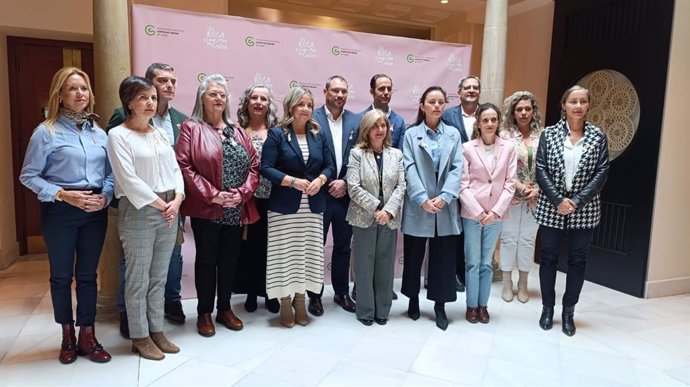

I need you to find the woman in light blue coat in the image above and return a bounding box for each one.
[401,86,463,330]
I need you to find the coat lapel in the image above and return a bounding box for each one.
[437,124,458,179]
[287,127,305,164]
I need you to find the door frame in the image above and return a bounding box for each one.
[8,36,94,255]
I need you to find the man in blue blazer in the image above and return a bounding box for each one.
[106,63,189,337]
[440,75,481,293]
[359,74,406,149]
[310,75,360,315]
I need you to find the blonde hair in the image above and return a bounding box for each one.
[278,86,320,134]
[501,91,542,134]
[45,67,95,133]
[356,109,391,149]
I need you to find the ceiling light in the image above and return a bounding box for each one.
[440,0,448,3]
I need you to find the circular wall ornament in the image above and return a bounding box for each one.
[578,70,640,160]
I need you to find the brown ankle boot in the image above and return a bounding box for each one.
[280,296,295,328]
[77,325,111,363]
[150,331,180,353]
[293,293,309,326]
[132,336,165,360]
[59,323,77,364]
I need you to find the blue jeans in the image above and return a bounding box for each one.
[117,243,182,312]
[462,218,502,308]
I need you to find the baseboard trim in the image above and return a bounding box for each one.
[0,243,20,270]
[645,276,690,298]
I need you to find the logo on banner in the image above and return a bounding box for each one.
[447,54,464,72]
[197,73,207,82]
[254,73,273,90]
[143,24,184,38]
[296,37,317,58]
[288,80,320,90]
[406,53,434,64]
[331,45,361,57]
[204,26,228,50]
[245,36,279,48]
[376,47,394,66]
[410,85,424,103]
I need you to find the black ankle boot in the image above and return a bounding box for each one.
[407,297,420,320]
[562,306,576,336]
[539,306,554,330]
[434,302,448,331]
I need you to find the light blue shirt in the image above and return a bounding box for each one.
[20,115,114,203]
[424,123,444,173]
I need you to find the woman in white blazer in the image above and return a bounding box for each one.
[460,102,516,324]
[346,109,406,326]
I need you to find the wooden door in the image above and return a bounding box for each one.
[8,37,94,255]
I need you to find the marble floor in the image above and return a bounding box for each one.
[0,254,688,387]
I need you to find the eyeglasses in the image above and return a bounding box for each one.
[207,92,227,100]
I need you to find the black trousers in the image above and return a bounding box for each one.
[454,233,466,283]
[41,201,107,326]
[402,233,457,303]
[191,217,243,314]
[538,225,594,308]
[235,198,269,297]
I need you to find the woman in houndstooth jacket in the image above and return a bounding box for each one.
[534,85,609,337]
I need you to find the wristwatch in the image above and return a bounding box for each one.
[55,189,64,201]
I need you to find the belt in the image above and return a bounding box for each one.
[64,187,103,194]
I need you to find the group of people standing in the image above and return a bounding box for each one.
[19,63,609,364]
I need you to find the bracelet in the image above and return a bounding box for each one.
[319,176,327,186]
[55,189,64,202]
[289,177,296,189]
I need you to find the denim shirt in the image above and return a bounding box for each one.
[424,123,444,173]
[20,115,114,203]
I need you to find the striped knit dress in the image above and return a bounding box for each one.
[265,134,324,299]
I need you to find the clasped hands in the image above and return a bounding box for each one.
[373,209,392,225]
[291,178,323,196]
[212,189,243,208]
[62,190,106,213]
[421,197,446,214]
[557,198,577,215]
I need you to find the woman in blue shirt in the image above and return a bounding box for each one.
[20,67,113,365]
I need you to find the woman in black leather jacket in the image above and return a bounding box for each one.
[534,85,609,337]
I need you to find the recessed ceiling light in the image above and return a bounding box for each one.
[440,0,448,3]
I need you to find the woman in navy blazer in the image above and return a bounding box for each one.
[401,86,463,331]
[261,86,335,328]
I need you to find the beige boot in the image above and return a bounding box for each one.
[280,296,295,328]
[132,336,165,360]
[517,271,529,303]
[501,271,514,302]
[150,331,180,353]
[293,293,309,326]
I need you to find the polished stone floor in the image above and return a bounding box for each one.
[0,254,688,386]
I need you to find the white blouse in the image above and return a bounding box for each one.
[107,125,184,209]
[563,128,586,192]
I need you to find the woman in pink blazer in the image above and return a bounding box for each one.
[459,103,516,324]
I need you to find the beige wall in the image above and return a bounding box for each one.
[646,0,690,298]
[0,32,19,269]
[504,2,554,115]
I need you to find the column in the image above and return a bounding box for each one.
[480,0,509,281]
[480,0,509,105]
[93,0,130,321]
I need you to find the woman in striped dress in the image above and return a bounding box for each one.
[261,87,335,328]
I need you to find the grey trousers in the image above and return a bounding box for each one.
[119,193,177,339]
[353,223,397,320]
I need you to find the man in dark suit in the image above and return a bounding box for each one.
[106,63,189,337]
[359,74,406,149]
[441,75,482,293]
[309,75,360,315]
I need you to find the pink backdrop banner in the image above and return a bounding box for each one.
[131,4,471,285]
